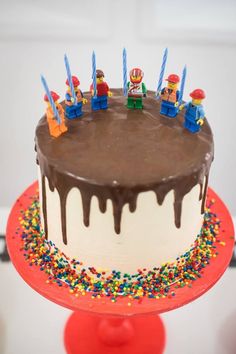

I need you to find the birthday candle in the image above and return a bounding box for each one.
[64,54,77,104]
[92,51,97,98]
[179,65,187,104]
[156,48,168,97]
[41,75,61,124]
[123,48,127,96]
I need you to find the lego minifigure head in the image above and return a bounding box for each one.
[96,69,105,84]
[190,89,205,106]
[66,76,80,89]
[165,74,180,90]
[129,68,143,84]
[44,91,60,107]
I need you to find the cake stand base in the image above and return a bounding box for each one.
[64,311,165,354]
[6,182,235,354]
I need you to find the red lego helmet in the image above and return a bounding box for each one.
[190,89,206,99]
[66,75,80,87]
[44,91,60,102]
[130,67,144,83]
[165,74,180,83]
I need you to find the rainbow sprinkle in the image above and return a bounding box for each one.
[17,196,223,303]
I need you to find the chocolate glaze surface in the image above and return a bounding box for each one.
[35,89,214,244]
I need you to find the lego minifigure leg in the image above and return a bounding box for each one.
[60,121,68,134]
[75,102,83,117]
[91,97,101,111]
[184,120,200,133]
[127,97,135,109]
[49,124,62,138]
[100,96,108,110]
[167,106,178,118]
[135,98,143,109]
[160,102,168,116]
[65,106,77,119]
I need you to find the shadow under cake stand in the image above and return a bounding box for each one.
[6,182,235,354]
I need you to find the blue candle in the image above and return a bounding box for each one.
[92,51,97,98]
[156,48,168,97]
[64,54,77,104]
[179,65,187,104]
[41,75,61,124]
[123,48,127,96]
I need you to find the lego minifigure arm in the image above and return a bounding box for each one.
[160,87,165,96]
[80,90,88,104]
[176,90,180,101]
[65,92,75,104]
[106,83,113,97]
[142,82,147,97]
[174,90,180,107]
[90,84,95,96]
[197,107,205,125]
[65,92,72,101]
[179,102,189,111]
[127,82,130,92]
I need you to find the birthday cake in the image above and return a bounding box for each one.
[36,79,213,276]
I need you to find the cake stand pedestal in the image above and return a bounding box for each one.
[6,182,234,354]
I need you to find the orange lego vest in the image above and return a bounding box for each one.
[162,88,177,103]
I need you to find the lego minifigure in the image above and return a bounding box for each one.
[65,76,87,119]
[127,68,147,109]
[44,91,68,138]
[159,74,180,118]
[90,70,112,111]
[180,89,206,133]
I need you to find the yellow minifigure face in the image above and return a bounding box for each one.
[47,100,58,107]
[192,98,202,105]
[96,76,104,84]
[67,85,78,92]
[131,75,142,83]
[167,82,178,90]
[53,100,59,107]
[192,98,202,106]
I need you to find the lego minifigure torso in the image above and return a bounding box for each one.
[161,87,179,103]
[128,82,145,97]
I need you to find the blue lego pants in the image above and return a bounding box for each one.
[184,119,200,133]
[91,95,108,111]
[65,102,83,119]
[160,101,178,118]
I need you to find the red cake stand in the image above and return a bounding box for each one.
[6,182,234,354]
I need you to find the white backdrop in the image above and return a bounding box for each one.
[0,0,236,216]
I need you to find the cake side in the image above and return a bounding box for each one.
[38,174,204,273]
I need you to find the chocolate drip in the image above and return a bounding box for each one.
[98,198,107,213]
[35,89,214,244]
[41,175,48,239]
[154,184,173,206]
[80,191,92,227]
[201,174,209,213]
[129,195,138,212]
[112,200,122,234]
[59,191,68,245]
[174,190,183,228]
[199,183,203,201]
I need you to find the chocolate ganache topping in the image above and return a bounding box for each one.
[35,89,214,244]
